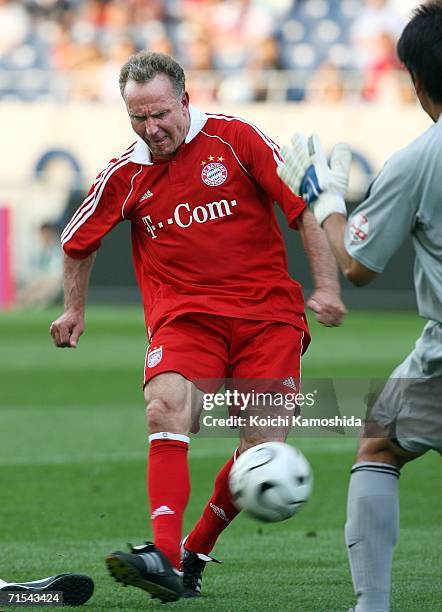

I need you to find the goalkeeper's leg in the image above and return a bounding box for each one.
[345,436,415,612]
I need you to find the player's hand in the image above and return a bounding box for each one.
[307,288,347,327]
[278,133,312,196]
[278,133,352,225]
[49,309,85,348]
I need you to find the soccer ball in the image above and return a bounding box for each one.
[228,442,313,522]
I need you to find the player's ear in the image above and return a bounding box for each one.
[180,91,190,109]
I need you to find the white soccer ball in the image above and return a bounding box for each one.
[229,442,313,522]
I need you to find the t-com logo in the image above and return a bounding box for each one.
[142,198,238,239]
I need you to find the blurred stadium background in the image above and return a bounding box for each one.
[1,2,441,610]
[0,0,428,310]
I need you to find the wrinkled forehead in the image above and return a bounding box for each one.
[124,74,179,110]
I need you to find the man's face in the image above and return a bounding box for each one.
[124,75,190,159]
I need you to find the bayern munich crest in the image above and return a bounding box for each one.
[201,162,228,186]
[147,346,163,368]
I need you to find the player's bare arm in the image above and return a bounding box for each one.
[297,208,346,327]
[278,133,377,288]
[49,252,96,348]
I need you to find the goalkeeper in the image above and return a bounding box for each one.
[277,2,442,611]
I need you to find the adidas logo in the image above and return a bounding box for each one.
[151,505,175,519]
[282,376,297,391]
[140,189,153,202]
[210,503,229,522]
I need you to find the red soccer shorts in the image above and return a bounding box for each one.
[144,313,310,394]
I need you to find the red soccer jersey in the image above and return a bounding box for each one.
[62,107,308,338]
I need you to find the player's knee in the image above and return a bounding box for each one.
[356,436,404,468]
[146,398,171,431]
[238,437,260,454]
[239,434,285,454]
[144,373,188,410]
[239,422,288,454]
[144,376,190,432]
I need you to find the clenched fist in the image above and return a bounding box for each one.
[50,309,85,348]
[307,288,347,327]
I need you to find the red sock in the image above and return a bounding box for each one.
[147,434,190,569]
[185,452,240,555]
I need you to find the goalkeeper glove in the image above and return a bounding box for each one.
[278,133,352,225]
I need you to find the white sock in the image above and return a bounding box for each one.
[345,462,400,612]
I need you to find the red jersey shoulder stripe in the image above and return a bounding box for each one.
[205,113,283,166]
[61,143,136,246]
[61,142,136,241]
[206,112,281,150]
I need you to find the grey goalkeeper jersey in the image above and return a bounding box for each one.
[345,115,442,323]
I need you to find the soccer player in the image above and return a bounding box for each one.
[50,51,346,602]
[0,573,94,606]
[277,3,442,611]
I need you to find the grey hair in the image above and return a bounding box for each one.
[119,52,186,98]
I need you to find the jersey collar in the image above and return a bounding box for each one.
[129,105,208,165]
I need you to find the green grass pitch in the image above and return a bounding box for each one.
[0,308,440,611]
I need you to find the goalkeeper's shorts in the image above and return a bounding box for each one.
[365,320,442,455]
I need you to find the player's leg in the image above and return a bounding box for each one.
[235,319,307,454]
[181,446,237,597]
[185,372,296,564]
[183,320,306,596]
[182,409,293,598]
[145,372,196,566]
[184,447,240,555]
[106,371,196,601]
[106,315,228,601]
[347,324,442,612]
[346,435,413,612]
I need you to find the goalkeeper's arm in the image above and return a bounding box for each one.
[321,214,376,286]
[278,133,350,224]
[278,134,377,286]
